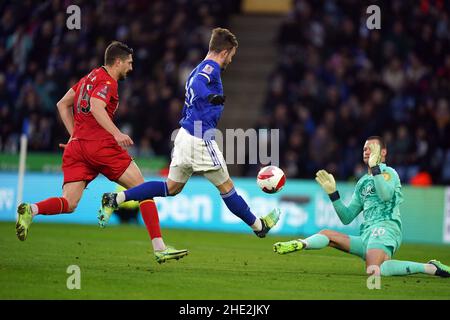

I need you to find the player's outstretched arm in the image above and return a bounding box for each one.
[56,88,76,137]
[315,170,362,225]
[90,97,133,148]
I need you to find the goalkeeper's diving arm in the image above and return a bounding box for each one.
[315,170,362,225]
[328,191,363,225]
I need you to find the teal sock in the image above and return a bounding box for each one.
[380,260,426,276]
[303,234,330,250]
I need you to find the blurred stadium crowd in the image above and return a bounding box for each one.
[0,0,238,155]
[254,0,450,185]
[1,0,449,185]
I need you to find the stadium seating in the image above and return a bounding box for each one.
[1,0,449,185]
[248,0,450,185]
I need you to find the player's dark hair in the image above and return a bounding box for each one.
[208,28,238,53]
[104,41,133,66]
[367,135,386,149]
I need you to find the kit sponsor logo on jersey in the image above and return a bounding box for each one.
[361,182,375,197]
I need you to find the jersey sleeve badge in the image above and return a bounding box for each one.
[96,84,109,99]
[202,64,214,75]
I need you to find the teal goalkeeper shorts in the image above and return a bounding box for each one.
[349,220,402,260]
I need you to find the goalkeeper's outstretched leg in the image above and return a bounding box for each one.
[273,229,351,254]
[274,231,450,278]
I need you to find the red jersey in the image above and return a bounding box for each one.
[71,67,119,140]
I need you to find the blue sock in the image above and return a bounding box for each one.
[124,181,168,201]
[221,188,257,226]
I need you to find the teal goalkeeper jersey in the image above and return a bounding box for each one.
[332,163,403,234]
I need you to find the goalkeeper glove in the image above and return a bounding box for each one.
[315,170,336,194]
[368,142,382,168]
[208,94,226,105]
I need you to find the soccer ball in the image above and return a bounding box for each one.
[257,165,286,194]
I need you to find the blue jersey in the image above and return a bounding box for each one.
[179,59,224,140]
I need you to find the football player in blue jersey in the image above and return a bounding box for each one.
[100,28,281,241]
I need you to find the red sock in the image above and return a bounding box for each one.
[36,197,69,215]
[139,199,162,239]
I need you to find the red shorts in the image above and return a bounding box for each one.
[62,138,132,185]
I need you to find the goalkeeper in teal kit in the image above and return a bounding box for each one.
[274,136,450,277]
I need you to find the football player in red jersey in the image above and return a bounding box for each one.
[15,41,188,264]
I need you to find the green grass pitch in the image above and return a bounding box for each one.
[0,222,449,299]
